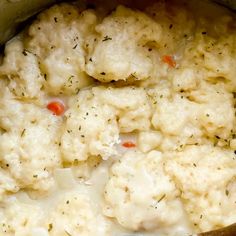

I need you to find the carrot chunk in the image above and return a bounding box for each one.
[162,55,176,68]
[122,141,136,148]
[47,101,65,116]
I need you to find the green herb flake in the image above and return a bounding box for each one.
[22,50,28,56]
[48,223,53,232]
[157,194,166,203]
[225,189,229,196]
[21,129,26,137]
[102,35,112,42]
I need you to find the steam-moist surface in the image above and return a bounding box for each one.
[0,0,236,235]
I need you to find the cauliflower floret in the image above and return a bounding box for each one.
[61,86,151,162]
[0,89,62,194]
[61,88,119,163]
[0,38,44,99]
[181,31,236,91]
[150,80,235,150]
[96,86,151,132]
[26,4,96,95]
[188,81,235,139]
[45,191,110,236]
[201,37,236,91]
[165,145,236,232]
[103,150,184,231]
[0,197,44,236]
[85,5,162,82]
[152,93,199,136]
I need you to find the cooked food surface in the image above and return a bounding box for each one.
[0,0,236,235]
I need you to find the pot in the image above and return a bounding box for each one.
[0,0,236,235]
